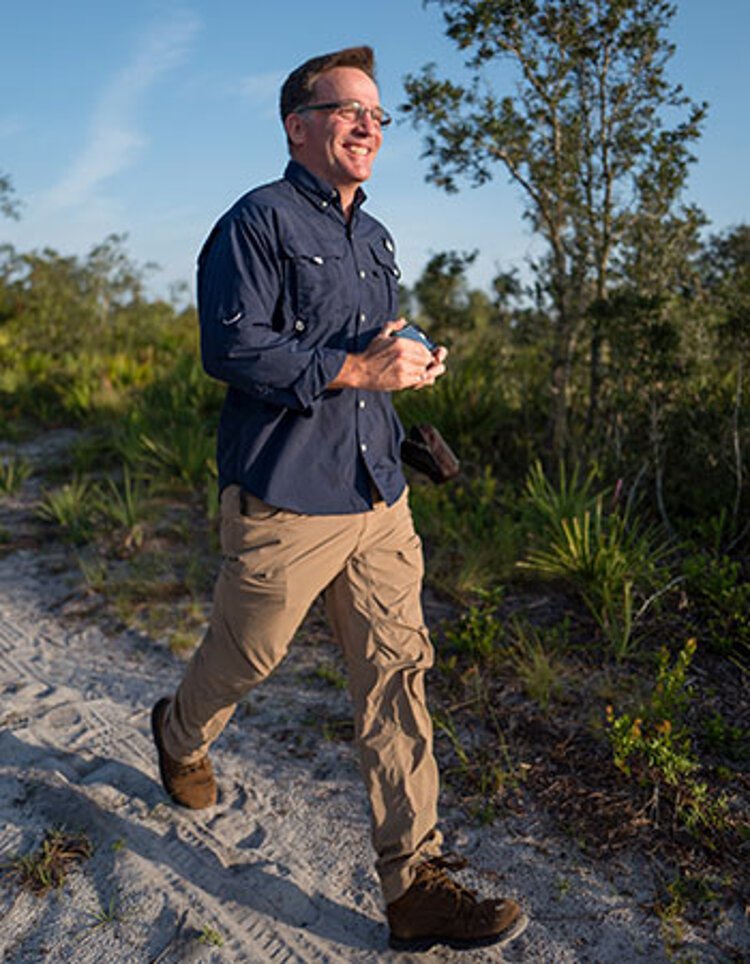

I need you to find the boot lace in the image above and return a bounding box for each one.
[417,854,479,913]
[175,755,210,775]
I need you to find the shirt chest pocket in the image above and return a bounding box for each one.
[366,239,401,318]
[281,238,349,329]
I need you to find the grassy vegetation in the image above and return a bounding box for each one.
[87,891,125,931]
[3,828,93,895]
[0,455,32,495]
[197,923,224,947]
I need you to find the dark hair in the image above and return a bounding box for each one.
[280,46,375,121]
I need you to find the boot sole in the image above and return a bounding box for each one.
[388,910,529,952]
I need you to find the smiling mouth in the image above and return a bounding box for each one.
[346,145,371,156]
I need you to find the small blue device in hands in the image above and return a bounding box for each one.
[391,323,437,352]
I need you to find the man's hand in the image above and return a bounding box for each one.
[328,319,447,392]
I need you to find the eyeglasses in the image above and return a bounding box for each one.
[295,99,392,128]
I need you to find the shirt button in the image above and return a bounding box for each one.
[320,200,328,208]
[359,269,366,279]
[311,255,324,265]
[360,312,366,322]
[294,319,306,332]
[384,238,394,253]
[360,443,368,453]
[359,400,366,409]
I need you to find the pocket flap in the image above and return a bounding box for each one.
[281,237,346,263]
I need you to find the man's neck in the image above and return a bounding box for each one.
[339,187,356,220]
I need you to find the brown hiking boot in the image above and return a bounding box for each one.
[387,854,528,952]
[151,698,217,809]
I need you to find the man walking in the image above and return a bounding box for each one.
[151,45,528,952]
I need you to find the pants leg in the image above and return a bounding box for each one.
[162,485,359,762]
[324,491,442,903]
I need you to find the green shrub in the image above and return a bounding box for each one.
[97,465,151,548]
[521,459,599,533]
[520,461,667,659]
[701,711,750,763]
[681,552,750,658]
[37,477,101,544]
[139,422,216,491]
[507,618,566,710]
[0,455,32,495]
[410,470,522,597]
[442,587,505,661]
[137,353,223,426]
[605,639,728,836]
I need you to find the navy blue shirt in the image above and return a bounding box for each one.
[198,160,407,514]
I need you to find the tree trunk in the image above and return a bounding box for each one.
[547,315,573,463]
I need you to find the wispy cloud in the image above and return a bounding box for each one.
[236,70,284,120]
[43,10,200,210]
[238,70,284,104]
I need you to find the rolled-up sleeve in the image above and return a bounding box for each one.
[198,213,347,412]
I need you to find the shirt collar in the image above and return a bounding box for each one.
[284,160,367,214]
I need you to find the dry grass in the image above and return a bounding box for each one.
[4,828,93,895]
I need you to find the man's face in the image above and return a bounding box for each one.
[287,67,383,197]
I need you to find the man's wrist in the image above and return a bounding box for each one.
[327,353,363,390]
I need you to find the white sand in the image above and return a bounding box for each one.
[1,436,742,962]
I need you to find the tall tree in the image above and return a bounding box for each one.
[402,0,706,456]
[413,249,479,337]
[0,172,21,221]
[699,225,750,531]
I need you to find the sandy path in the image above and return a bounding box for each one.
[0,446,731,961]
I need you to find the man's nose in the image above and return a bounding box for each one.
[356,110,379,134]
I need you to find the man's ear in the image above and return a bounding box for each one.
[284,113,306,149]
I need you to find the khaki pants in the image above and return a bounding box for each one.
[161,484,442,902]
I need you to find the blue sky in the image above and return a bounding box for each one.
[2,1,749,301]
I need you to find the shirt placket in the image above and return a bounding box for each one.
[315,200,377,488]
[343,224,368,476]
